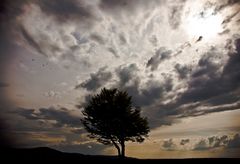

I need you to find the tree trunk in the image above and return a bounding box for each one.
[120,140,125,158]
[111,139,121,157]
[116,145,121,157]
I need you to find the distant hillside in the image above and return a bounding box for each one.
[0,147,133,162]
[0,147,239,163]
[0,147,126,162]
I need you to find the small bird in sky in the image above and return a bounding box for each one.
[196,36,203,43]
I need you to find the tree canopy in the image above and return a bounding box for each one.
[81,88,149,157]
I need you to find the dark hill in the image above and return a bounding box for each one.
[0,147,132,162]
[0,147,239,163]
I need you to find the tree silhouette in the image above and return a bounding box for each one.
[81,88,149,158]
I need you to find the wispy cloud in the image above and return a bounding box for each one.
[16,107,82,128]
[75,66,112,91]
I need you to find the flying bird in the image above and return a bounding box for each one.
[196,36,203,43]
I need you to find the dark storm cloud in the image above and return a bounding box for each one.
[235,37,240,52]
[227,133,240,148]
[146,38,240,128]
[0,0,30,21]
[208,136,216,145]
[212,135,229,148]
[17,107,81,128]
[194,139,208,150]
[36,0,95,22]
[115,64,173,107]
[214,0,240,14]
[174,64,191,79]
[179,102,240,118]
[180,139,190,145]
[225,39,234,51]
[115,63,142,105]
[116,63,139,87]
[100,0,132,10]
[136,83,164,106]
[17,108,37,120]
[146,47,172,71]
[162,139,176,150]
[222,11,240,25]
[71,128,85,134]
[76,66,167,119]
[1,0,102,66]
[100,0,159,11]
[179,39,240,106]
[1,0,98,67]
[162,134,240,151]
[76,67,112,91]
[2,104,71,147]
[206,135,229,148]
[193,134,240,151]
[39,107,81,127]
[139,79,171,106]
[99,0,164,18]
[147,96,239,128]
[227,0,240,5]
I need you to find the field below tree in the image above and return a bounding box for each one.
[0,147,239,163]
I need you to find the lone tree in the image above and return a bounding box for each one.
[81,88,149,158]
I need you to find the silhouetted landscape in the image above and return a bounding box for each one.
[1,0,240,160]
[1,147,239,163]
[1,147,130,162]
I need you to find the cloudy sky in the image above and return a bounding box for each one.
[0,0,240,158]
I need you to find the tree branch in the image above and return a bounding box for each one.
[110,138,121,156]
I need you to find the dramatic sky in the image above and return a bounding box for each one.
[1,0,240,158]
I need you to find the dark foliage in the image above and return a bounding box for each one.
[81,88,149,157]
